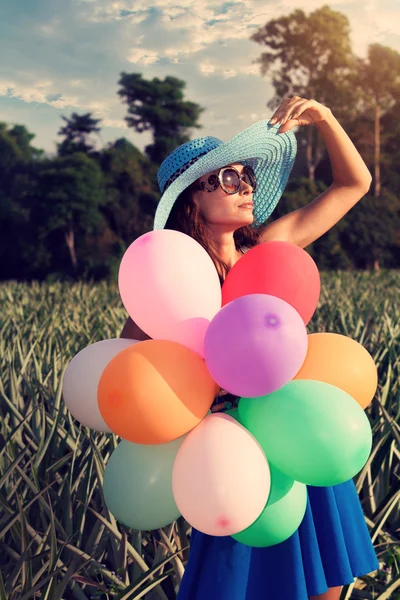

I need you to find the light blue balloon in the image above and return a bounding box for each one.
[103,437,184,530]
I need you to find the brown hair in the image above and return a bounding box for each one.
[165,183,260,283]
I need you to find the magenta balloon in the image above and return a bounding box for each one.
[204,294,308,397]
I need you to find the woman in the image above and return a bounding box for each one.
[121,96,379,600]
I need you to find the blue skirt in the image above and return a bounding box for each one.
[177,480,379,599]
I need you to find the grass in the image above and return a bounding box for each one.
[0,271,399,599]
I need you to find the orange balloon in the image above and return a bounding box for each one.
[294,333,378,409]
[98,340,219,444]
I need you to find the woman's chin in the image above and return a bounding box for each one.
[238,214,255,227]
[209,215,254,230]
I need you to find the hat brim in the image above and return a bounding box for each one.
[153,121,297,230]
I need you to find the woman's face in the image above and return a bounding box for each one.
[192,163,255,229]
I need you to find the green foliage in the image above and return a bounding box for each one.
[382,105,400,193]
[25,153,107,273]
[0,275,399,598]
[356,45,400,109]
[57,112,102,156]
[251,6,365,180]
[100,138,155,247]
[342,190,400,268]
[34,153,105,231]
[1,48,400,279]
[349,45,400,197]
[251,6,357,118]
[271,179,400,269]
[118,73,204,164]
[0,123,43,165]
[0,124,44,279]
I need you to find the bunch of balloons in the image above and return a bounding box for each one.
[62,230,377,547]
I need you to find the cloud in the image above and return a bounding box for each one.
[222,69,237,79]
[77,0,279,62]
[102,118,128,129]
[77,0,149,24]
[199,62,216,76]
[152,2,279,59]
[0,79,80,108]
[37,19,61,37]
[70,79,85,87]
[127,48,160,65]
[78,0,400,78]
[198,61,260,78]
[1,0,399,155]
[0,78,126,128]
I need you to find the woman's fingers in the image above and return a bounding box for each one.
[270,96,308,125]
[278,119,300,134]
[291,99,316,121]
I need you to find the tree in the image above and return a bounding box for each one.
[57,112,102,156]
[342,190,400,269]
[252,5,358,181]
[118,73,204,165]
[29,153,106,272]
[100,138,155,246]
[381,104,400,197]
[0,124,44,279]
[353,45,400,197]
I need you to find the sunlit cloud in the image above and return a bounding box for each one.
[198,62,261,78]
[102,118,128,129]
[0,80,80,108]
[127,48,160,65]
[0,0,398,154]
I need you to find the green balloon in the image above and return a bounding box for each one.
[232,464,307,547]
[225,407,240,420]
[103,437,184,530]
[238,380,372,486]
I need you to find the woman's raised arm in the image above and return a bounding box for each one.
[260,97,372,249]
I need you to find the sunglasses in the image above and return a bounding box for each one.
[195,165,257,195]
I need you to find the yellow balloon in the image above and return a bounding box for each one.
[294,333,377,409]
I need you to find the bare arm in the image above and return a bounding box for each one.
[120,317,151,341]
[260,98,372,249]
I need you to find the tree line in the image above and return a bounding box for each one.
[1,5,399,280]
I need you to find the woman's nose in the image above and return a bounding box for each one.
[240,179,252,194]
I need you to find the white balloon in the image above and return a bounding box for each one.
[63,338,138,431]
[172,414,270,536]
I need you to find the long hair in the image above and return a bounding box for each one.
[165,183,260,283]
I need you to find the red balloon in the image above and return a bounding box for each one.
[222,241,320,325]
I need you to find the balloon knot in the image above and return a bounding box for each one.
[264,313,280,328]
[216,516,230,529]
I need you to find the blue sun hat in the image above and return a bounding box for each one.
[153,120,297,230]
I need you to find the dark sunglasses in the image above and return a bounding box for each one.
[195,165,257,195]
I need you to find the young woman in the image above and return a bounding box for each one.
[121,96,379,600]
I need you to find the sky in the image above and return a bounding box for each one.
[0,0,399,155]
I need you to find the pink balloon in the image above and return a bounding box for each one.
[118,230,221,357]
[172,414,270,536]
[204,294,308,397]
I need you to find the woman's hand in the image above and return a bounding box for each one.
[261,95,371,250]
[269,96,332,133]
